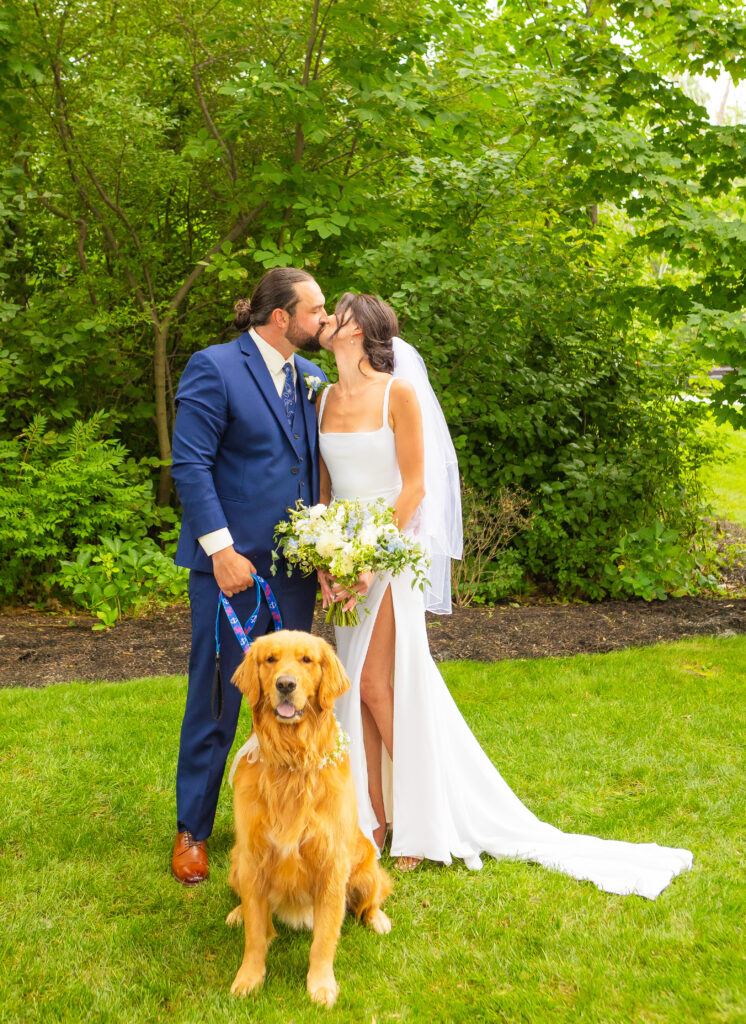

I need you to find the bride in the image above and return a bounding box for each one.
[315,291,693,898]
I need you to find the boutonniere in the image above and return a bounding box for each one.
[303,374,328,401]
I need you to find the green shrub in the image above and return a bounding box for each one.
[0,414,169,602]
[452,487,533,606]
[599,520,722,601]
[57,534,188,629]
[344,227,718,601]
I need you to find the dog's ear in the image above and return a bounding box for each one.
[318,643,351,710]
[232,647,261,706]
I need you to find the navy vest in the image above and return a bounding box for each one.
[289,392,314,507]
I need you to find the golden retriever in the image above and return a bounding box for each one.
[227,630,392,1007]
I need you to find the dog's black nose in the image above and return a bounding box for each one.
[276,674,297,696]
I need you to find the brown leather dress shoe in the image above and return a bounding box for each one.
[171,830,209,886]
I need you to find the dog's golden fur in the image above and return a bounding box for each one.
[227,630,392,1007]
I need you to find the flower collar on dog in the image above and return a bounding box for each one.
[228,714,350,787]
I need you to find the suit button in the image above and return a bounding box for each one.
[291,467,299,475]
[298,456,304,462]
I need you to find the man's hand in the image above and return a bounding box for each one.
[212,546,256,597]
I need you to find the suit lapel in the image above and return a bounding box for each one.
[239,333,296,449]
[295,357,318,460]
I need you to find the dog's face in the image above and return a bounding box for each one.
[233,631,350,724]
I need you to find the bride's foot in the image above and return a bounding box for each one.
[394,856,422,872]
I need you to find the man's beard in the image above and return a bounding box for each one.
[287,318,322,352]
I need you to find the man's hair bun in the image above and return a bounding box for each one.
[234,298,252,330]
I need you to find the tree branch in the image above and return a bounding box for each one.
[295,0,326,163]
[81,161,157,308]
[313,26,328,80]
[36,195,75,222]
[77,217,98,305]
[345,152,398,179]
[343,136,358,177]
[309,145,357,173]
[40,31,158,316]
[36,197,97,305]
[192,59,238,182]
[524,0,555,71]
[163,201,268,321]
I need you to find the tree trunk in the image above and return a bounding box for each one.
[154,320,173,505]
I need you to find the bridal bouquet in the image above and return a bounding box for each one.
[273,499,429,626]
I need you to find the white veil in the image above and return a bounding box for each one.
[392,337,462,614]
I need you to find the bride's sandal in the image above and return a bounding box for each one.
[394,856,423,872]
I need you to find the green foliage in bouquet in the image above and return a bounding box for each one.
[273,499,429,627]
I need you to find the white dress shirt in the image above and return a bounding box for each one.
[198,328,297,557]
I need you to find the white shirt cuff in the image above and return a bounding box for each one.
[198,527,234,557]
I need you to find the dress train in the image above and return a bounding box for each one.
[334,571,693,900]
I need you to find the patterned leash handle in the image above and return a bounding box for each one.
[212,574,284,721]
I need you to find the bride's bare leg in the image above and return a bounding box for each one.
[362,704,386,848]
[360,587,395,848]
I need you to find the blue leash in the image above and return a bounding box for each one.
[212,574,284,721]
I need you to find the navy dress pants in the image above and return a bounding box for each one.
[176,567,316,840]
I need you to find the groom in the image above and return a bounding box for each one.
[169,267,328,885]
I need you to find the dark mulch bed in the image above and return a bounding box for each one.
[2,595,746,689]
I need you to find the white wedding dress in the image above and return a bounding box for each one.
[318,381,693,899]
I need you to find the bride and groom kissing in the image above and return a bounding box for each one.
[169,265,693,900]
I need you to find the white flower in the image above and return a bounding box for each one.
[315,531,338,559]
[336,553,354,575]
[358,526,377,547]
[331,548,355,576]
[304,374,326,400]
[308,503,327,519]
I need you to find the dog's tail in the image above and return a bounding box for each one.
[346,837,393,922]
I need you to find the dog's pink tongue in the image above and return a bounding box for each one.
[276,702,297,719]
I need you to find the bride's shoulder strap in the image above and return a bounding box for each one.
[318,382,332,425]
[382,376,395,428]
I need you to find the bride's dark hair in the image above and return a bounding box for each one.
[332,292,398,374]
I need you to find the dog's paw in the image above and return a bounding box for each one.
[230,966,265,996]
[225,904,243,927]
[307,969,339,1008]
[367,908,392,935]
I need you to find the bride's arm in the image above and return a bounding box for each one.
[315,454,335,606]
[391,378,425,530]
[319,454,332,506]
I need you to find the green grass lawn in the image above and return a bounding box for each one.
[1,638,744,1024]
[701,419,746,526]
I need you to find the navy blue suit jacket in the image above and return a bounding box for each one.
[171,333,326,576]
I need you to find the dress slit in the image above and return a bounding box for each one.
[359,582,396,834]
[334,574,394,841]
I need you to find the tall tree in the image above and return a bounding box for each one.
[8,0,476,500]
[4,0,746,597]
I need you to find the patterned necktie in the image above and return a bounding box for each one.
[281,362,296,427]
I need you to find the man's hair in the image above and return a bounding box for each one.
[234,268,315,329]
